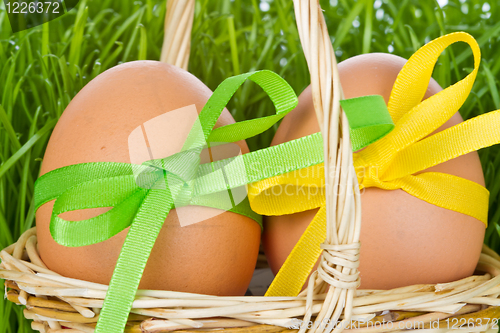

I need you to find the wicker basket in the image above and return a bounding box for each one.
[2,1,500,332]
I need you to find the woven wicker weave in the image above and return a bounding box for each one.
[2,1,500,332]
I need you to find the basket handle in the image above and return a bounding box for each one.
[160,0,194,69]
[293,1,360,332]
[160,2,360,332]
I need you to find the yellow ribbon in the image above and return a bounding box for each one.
[248,32,500,297]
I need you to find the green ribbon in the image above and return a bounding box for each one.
[340,95,394,150]
[34,70,394,333]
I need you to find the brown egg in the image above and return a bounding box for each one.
[37,61,261,296]
[264,53,486,290]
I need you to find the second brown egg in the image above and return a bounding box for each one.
[264,53,486,290]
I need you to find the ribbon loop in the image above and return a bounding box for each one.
[194,70,299,145]
[50,177,146,247]
[388,32,481,125]
[383,110,500,181]
[358,32,482,172]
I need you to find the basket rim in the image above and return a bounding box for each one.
[2,227,500,333]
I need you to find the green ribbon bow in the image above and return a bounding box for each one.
[34,70,394,333]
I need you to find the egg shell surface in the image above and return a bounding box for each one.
[37,61,261,296]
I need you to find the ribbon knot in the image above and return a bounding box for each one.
[135,147,202,206]
[355,161,400,191]
[355,164,392,190]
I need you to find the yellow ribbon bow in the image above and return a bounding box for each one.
[248,32,500,297]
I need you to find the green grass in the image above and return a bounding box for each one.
[1,0,500,331]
